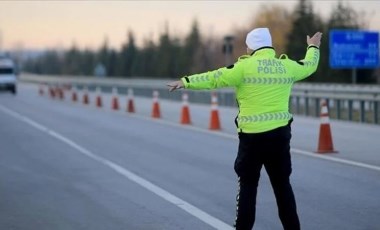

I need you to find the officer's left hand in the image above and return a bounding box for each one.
[167,80,184,92]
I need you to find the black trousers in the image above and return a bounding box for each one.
[234,120,300,230]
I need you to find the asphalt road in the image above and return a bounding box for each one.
[0,83,379,230]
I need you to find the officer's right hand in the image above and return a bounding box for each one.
[167,80,184,92]
[307,32,323,47]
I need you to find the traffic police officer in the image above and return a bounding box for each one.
[167,28,322,230]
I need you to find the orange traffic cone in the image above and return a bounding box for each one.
[151,90,161,118]
[127,88,135,113]
[71,86,78,102]
[209,92,221,130]
[83,86,90,105]
[316,99,337,153]
[54,87,59,99]
[111,87,119,110]
[57,87,64,100]
[180,92,191,125]
[95,86,102,108]
[49,86,56,98]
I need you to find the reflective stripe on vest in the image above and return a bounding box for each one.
[237,112,292,123]
[242,77,294,84]
[190,70,223,83]
[190,75,210,83]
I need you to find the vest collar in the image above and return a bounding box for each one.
[250,46,275,56]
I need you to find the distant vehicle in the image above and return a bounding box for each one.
[0,55,17,94]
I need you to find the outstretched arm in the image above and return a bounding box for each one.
[167,62,244,92]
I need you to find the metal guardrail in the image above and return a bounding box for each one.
[20,74,380,125]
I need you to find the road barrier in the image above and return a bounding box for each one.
[209,92,221,130]
[316,99,337,153]
[180,92,191,125]
[25,74,380,125]
[71,86,78,102]
[151,90,161,119]
[49,86,55,98]
[127,88,135,113]
[111,87,119,110]
[82,86,89,105]
[95,86,102,108]
[58,87,64,100]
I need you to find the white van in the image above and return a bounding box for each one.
[0,55,17,94]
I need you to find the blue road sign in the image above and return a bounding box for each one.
[330,30,379,68]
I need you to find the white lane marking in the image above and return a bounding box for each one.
[0,105,233,230]
[290,148,380,172]
[128,114,380,173]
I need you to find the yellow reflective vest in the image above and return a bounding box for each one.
[181,46,320,133]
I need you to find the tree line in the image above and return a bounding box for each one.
[22,0,377,83]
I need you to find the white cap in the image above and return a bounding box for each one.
[245,28,272,51]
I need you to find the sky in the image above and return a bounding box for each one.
[0,0,379,51]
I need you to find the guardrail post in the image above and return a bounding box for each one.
[360,100,365,123]
[315,98,320,117]
[336,99,341,119]
[305,97,310,116]
[374,101,379,124]
[348,100,353,121]
[296,96,300,114]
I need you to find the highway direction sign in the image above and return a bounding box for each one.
[330,30,379,68]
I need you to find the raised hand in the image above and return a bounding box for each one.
[307,32,323,47]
